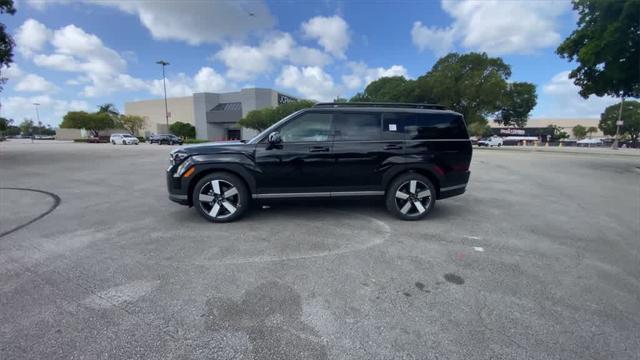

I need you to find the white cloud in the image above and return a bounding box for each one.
[88,0,274,45]
[411,22,455,56]
[14,73,58,93]
[301,16,350,58]
[275,65,338,101]
[412,0,569,55]
[289,47,332,68]
[29,23,134,97]
[538,71,618,118]
[14,19,51,56]
[1,95,89,126]
[1,63,23,79]
[148,67,228,97]
[214,32,331,81]
[342,62,409,90]
[215,44,273,81]
[193,67,227,92]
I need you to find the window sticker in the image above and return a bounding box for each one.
[389,124,397,131]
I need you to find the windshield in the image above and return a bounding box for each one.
[122,134,133,138]
[247,109,307,144]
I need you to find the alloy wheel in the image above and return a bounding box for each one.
[198,179,240,219]
[394,180,432,216]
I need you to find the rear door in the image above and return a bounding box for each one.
[330,111,406,193]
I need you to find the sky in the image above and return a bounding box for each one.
[0,0,621,127]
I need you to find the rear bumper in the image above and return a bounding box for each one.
[438,184,467,199]
[438,170,470,199]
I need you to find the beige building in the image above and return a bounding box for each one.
[124,88,297,141]
[124,95,195,136]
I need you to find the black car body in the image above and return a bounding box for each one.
[151,134,183,145]
[166,103,472,222]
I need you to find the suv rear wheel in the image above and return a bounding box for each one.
[385,173,435,220]
[193,172,249,223]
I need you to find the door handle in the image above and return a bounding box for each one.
[309,146,330,152]
[384,144,403,150]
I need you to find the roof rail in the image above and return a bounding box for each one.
[313,102,447,110]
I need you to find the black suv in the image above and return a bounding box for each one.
[167,103,472,222]
[151,134,183,145]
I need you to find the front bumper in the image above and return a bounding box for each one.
[166,167,191,206]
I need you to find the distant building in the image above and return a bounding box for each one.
[124,88,297,141]
[490,118,603,140]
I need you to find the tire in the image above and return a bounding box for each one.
[192,172,249,223]
[112,141,116,145]
[122,140,126,145]
[385,173,436,220]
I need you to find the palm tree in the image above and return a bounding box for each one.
[587,126,598,139]
[97,103,119,118]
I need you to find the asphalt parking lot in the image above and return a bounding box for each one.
[1,140,639,359]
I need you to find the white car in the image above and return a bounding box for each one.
[478,136,503,147]
[576,138,603,146]
[110,133,139,145]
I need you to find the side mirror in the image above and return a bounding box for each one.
[268,131,282,145]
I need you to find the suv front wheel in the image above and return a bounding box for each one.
[385,173,436,220]
[192,172,249,223]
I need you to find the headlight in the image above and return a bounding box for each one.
[170,151,189,166]
[173,158,194,177]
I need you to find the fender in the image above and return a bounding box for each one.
[190,153,258,193]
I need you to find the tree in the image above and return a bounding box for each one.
[572,124,587,139]
[556,0,639,99]
[19,119,34,135]
[358,76,419,102]
[238,100,315,132]
[333,97,348,103]
[97,103,119,118]
[586,126,598,138]
[169,121,196,139]
[495,82,537,128]
[0,0,16,93]
[0,116,10,132]
[119,115,146,135]
[599,100,640,145]
[467,121,492,138]
[349,92,371,102]
[414,52,513,125]
[60,111,117,137]
[547,124,570,141]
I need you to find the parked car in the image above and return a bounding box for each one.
[478,136,503,147]
[166,102,472,222]
[152,134,183,145]
[110,133,139,145]
[576,138,603,146]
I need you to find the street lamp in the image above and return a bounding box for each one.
[32,103,40,123]
[156,60,170,130]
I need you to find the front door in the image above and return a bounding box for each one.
[254,111,334,195]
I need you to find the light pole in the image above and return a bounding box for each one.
[32,103,40,123]
[156,60,170,131]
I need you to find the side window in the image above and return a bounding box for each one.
[407,113,468,140]
[335,112,381,141]
[381,113,410,140]
[279,112,332,142]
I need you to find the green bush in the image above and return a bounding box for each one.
[136,136,146,142]
[183,139,210,144]
[73,139,88,143]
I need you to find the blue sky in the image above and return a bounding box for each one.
[0,0,619,126]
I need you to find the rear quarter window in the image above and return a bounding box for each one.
[407,113,468,140]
